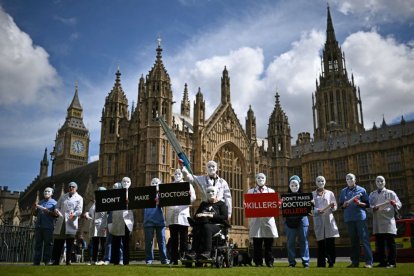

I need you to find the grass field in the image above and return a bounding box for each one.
[1,262,414,276]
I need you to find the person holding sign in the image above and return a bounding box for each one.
[166,169,196,265]
[284,175,310,268]
[32,187,57,265]
[369,176,402,268]
[143,178,170,265]
[339,173,373,268]
[182,160,232,220]
[185,186,229,261]
[109,178,134,265]
[312,176,339,268]
[84,186,108,265]
[247,173,278,267]
[51,182,83,265]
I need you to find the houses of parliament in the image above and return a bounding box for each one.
[3,7,413,249]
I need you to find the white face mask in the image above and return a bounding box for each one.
[206,162,217,177]
[207,188,217,201]
[174,170,183,182]
[44,188,53,198]
[289,180,300,193]
[151,178,161,186]
[121,177,131,189]
[316,176,326,189]
[256,174,266,187]
[346,174,356,187]
[376,176,385,190]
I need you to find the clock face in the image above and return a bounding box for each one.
[71,140,85,154]
[56,140,63,155]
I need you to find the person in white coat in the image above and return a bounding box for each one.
[369,176,402,268]
[312,176,340,268]
[182,160,232,220]
[51,182,83,265]
[247,173,278,267]
[165,169,196,265]
[109,177,134,265]
[85,186,108,265]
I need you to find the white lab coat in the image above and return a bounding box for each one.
[369,188,402,235]
[53,192,83,236]
[247,186,278,238]
[165,182,196,226]
[312,189,340,241]
[109,209,134,236]
[87,203,107,237]
[186,174,232,218]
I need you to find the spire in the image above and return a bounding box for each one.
[381,115,387,128]
[181,83,191,117]
[63,83,87,130]
[221,66,230,104]
[268,90,291,158]
[39,147,49,179]
[246,105,256,141]
[326,4,337,44]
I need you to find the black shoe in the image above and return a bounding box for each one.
[185,252,196,260]
[199,252,211,260]
[266,262,273,267]
[328,264,334,268]
[255,263,263,267]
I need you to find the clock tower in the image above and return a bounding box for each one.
[51,84,90,175]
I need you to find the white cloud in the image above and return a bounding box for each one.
[0,7,62,106]
[333,0,414,24]
[342,30,414,127]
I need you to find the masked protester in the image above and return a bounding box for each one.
[32,187,57,265]
[339,173,373,268]
[109,178,134,265]
[284,175,310,268]
[51,182,83,265]
[312,176,339,267]
[247,173,278,267]
[369,176,402,268]
[182,160,232,220]
[143,178,169,265]
[165,169,196,265]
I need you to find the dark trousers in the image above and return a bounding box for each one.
[192,223,220,254]
[52,237,74,264]
[33,228,54,265]
[376,233,396,266]
[253,237,274,265]
[317,237,336,267]
[169,224,188,262]
[92,236,106,262]
[111,225,130,265]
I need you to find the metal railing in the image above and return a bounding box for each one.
[0,225,35,262]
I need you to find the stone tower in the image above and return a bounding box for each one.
[51,84,89,175]
[313,6,364,141]
[98,69,129,188]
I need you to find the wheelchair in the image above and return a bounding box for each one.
[182,221,233,268]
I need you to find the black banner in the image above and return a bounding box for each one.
[95,189,127,212]
[128,186,157,209]
[281,193,312,217]
[158,182,191,207]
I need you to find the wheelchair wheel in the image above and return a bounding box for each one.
[215,255,224,268]
[224,249,233,268]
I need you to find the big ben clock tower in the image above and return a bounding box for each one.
[51,84,90,175]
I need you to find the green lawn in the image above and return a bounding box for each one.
[1,262,413,276]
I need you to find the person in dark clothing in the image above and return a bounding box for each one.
[185,186,229,260]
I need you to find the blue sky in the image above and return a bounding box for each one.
[1,0,413,192]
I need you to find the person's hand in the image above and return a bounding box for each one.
[330,202,335,208]
[178,158,184,168]
[342,201,349,208]
[390,200,396,207]
[69,211,75,221]
[353,198,360,205]
[317,208,324,214]
[373,206,379,212]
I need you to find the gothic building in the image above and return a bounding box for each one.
[16,6,414,249]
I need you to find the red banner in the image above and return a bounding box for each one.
[244,192,280,218]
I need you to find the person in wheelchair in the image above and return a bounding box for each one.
[185,186,229,261]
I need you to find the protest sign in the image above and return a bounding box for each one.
[244,192,280,218]
[95,189,127,212]
[158,182,191,207]
[280,193,312,217]
[128,186,157,209]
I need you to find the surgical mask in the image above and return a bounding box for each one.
[316,177,326,189]
[256,174,266,187]
[289,180,300,193]
[376,177,385,190]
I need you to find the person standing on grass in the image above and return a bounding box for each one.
[339,173,373,268]
[369,176,402,268]
[312,176,340,268]
[32,187,57,265]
